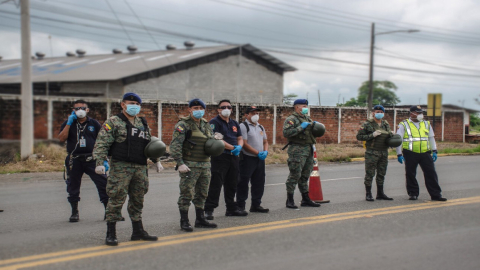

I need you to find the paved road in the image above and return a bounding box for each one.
[1,155,479,270]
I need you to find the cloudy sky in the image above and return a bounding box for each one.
[1,0,479,109]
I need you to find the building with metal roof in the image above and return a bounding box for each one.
[0,43,296,104]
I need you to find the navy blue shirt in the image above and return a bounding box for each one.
[60,117,102,155]
[209,115,242,152]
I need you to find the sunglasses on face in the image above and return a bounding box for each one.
[74,107,87,111]
[219,106,232,110]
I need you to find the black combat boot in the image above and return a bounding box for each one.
[365,186,374,201]
[105,222,118,246]
[286,193,298,209]
[131,220,158,241]
[301,192,321,207]
[69,201,79,222]
[205,209,214,220]
[103,202,125,221]
[195,208,217,228]
[376,185,393,200]
[180,210,193,232]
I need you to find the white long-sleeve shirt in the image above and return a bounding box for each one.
[396,118,437,155]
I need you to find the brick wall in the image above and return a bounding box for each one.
[0,98,469,144]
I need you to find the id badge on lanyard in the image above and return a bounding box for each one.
[80,136,86,147]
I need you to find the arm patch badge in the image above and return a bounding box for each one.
[103,123,112,132]
[176,126,185,133]
[288,120,294,125]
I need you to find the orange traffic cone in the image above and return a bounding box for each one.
[309,147,330,203]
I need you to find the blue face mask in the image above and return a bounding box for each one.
[301,108,309,115]
[375,113,384,119]
[126,104,141,116]
[192,110,205,119]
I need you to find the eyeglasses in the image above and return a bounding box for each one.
[220,106,232,109]
[74,107,87,111]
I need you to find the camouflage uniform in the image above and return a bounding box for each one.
[283,112,315,194]
[356,119,391,187]
[93,115,158,222]
[170,115,213,211]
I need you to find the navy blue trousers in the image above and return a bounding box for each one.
[236,155,266,209]
[65,155,108,204]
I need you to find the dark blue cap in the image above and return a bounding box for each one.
[373,105,385,113]
[188,98,206,109]
[293,99,308,106]
[410,105,423,113]
[123,93,142,104]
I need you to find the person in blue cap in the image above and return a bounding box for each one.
[282,99,321,209]
[356,105,394,201]
[93,92,162,246]
[170,98,218,232]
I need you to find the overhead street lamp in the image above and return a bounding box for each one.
[367,23,420,115]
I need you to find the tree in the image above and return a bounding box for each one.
[470,113,480,129]
[283,93,298,105]
[338,80,400,107]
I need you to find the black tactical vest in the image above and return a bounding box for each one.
[181,117,211,162]
[365,120,390,151]
[109,113,150,165]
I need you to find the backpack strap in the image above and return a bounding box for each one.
[242,122,250,133]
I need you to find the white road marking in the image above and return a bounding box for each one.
[0,63,20,69]
[89,57,115,65]
[178,51,204,59]
[37,61,63,67]
[265,176,362,186]
[64,59,88,66]
[117,56,142,63]
[146,54,173,61]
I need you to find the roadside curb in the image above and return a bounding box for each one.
[350,152,480,162]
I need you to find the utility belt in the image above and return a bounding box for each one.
[281,142,312,150]
[403,149,432,155]
[69,153,94,162]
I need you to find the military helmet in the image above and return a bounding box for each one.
[144,137,167,158]
[311,122,326,137]
[204,138,225,157]
[386,134,402,147]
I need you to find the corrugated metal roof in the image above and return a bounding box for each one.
[0,44,296,84]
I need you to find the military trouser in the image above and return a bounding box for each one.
[286,145,314,194]
[364,149,389,187]
[177,167,211,211]
[105,160,149,222]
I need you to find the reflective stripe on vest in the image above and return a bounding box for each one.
[400,120,430,153]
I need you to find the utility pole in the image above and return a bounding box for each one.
[21,0,34,159]
[367,23,375,116]
[317,89,321,106]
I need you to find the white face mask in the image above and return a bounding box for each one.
[75,110,87,118]
[221,109,231,117]
[251,115,259,123]
[416,114,424,121]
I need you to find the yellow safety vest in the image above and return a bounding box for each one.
[400,119,431,153]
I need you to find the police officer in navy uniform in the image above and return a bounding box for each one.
[204,99,247,220]
[58,100,119,222]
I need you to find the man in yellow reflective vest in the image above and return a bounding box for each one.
[395,105,447,201]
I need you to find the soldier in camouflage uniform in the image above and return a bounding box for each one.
[93,93,162,246]
[283,99,321,209]
[170,98,218,232]
[356,105,394,202]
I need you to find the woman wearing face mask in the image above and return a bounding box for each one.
[395,105,446,201]
[169,98,218,232]
[93,93,162,246]
[356,105,393,202]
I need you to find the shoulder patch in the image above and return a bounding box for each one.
[103,123,112,132]
[288,120,294,125]
[88,126,95,132]
[210,124,215,130]
[176,126,185,133]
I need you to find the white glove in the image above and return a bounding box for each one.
[95,166,106,174]
[156,162,164,173]
[214,132,223,140]
[373,130,381,137]
[178,164,191,173]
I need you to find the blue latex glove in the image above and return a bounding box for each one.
[231,145,242,156]
[398,156,405,164]
[103,160,110,172]
[258,151,268,160]
[66,111,77,125]
[300,122,311,129]
[432,152,437,162]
